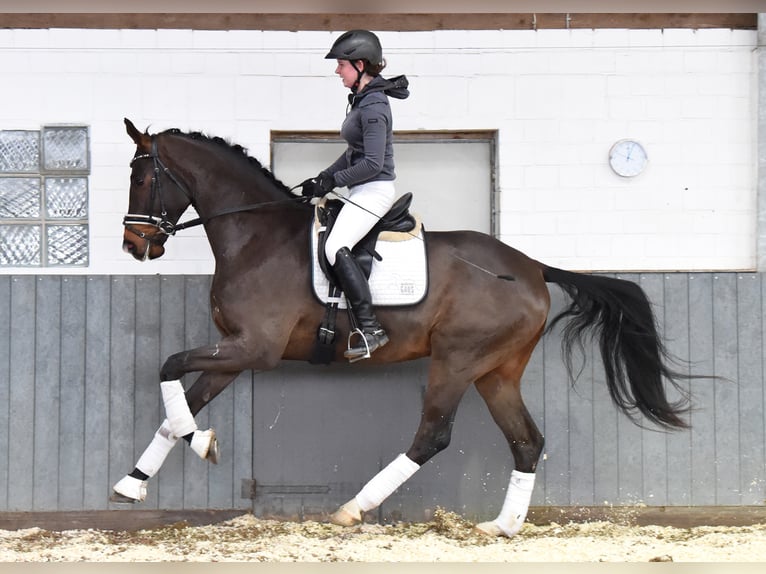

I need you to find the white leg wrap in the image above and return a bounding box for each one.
[134,419,178,478]
[160,380,198,438]
[492,470,536,537]
[355,453,420,512]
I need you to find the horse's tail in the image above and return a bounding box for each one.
[541,264,690,430]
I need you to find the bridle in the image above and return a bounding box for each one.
[122,137,308,247]
[122,139,195,243]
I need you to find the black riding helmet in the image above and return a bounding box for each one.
[325,29,383,67]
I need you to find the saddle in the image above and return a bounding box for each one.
[316,192,417,284]
[311,192,419,364]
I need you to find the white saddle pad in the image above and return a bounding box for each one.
[311,217,428,308]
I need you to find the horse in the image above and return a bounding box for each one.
[113,117,691,537]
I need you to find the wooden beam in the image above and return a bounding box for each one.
[0,13,758,31]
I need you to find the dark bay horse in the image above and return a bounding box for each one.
[114,118,690,537]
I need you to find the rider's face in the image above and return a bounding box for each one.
[335,59,362,89]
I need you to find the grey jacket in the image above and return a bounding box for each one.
[324,75,409,188]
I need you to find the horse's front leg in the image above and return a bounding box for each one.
[111,369,240,503]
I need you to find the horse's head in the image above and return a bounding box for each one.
[122,118,193,261]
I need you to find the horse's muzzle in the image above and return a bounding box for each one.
[123,227,166,261]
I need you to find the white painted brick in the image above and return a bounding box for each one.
[0,29,13,48]
[568,29,595,49]
[466,76,515,119]
[410,52,451,77]
[628,29,664,47]
[156,29,194,49]
[551,49,615,75]
[171,51,206,75]
[445,51,480,77]
[499,30,538,49]
[13,29,50,48]
[536,29,576,49]
[263,30,302,49]
[397,31,435,51]
[273,52,313,76]
[662,29,699,47]
[234,75,282,121]
[119,29,158,49]
[730,30,758,47]
[408,77,469,120]
[239,52,278,76]
[202,52,240,76]
[515,76,564,119]
[592,29,630,48]
[295,30,334,50]
[433,30,471,50]
[187,77,237,121]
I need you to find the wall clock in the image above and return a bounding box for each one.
[608,139,648,177]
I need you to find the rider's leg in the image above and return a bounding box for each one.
[324,181,395,360]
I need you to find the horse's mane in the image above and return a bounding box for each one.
[160,128,293,195]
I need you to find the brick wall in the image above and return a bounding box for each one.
[0,27,757,273]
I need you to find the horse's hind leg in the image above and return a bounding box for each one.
[330,359,473,526]
[472,359,545,537]
[111,370,239,503]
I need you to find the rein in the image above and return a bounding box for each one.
[123,138,308,242]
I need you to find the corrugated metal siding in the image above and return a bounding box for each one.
[0,273,764,518]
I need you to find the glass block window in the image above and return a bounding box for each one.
[0,125,89,267]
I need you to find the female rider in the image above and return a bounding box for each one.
[304,30,410,361]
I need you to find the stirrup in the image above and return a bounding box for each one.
[345,328,389,363]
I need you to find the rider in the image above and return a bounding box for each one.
[303,29,410,361]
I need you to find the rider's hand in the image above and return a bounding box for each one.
[316,172,336,195]
[300,178,320,198]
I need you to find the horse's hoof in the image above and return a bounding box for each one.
[109,491,139,504]
[111,475,146,503]
[206,432,220,464]
[475,519,522,538]
[190,428,219,464]
[474,520,505,537]
[330,499,363,527]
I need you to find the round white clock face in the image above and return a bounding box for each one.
[608,139,648,177]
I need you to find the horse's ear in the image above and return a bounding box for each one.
[124,118,151,149]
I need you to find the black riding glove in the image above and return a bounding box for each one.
[300,173,336,198]
[299,178,318,198]
[316,172,336,196]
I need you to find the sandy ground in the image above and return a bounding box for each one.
[1,509,766,563]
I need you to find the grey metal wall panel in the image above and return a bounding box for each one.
[59,277,87,510]
[688,273,717,505]
[712,274,740,504]
[82,276,112,510]
[34,277,61,511]
[1,272,765,518]
[663,273,693,506]
[640,274,670,506]
[738,274,765,505]
[0,277,9,510]
[8,276,35,511]
[133,275,162,509]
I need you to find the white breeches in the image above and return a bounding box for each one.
[324,180,396,266]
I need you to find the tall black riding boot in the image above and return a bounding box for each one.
[333,247,389,361]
